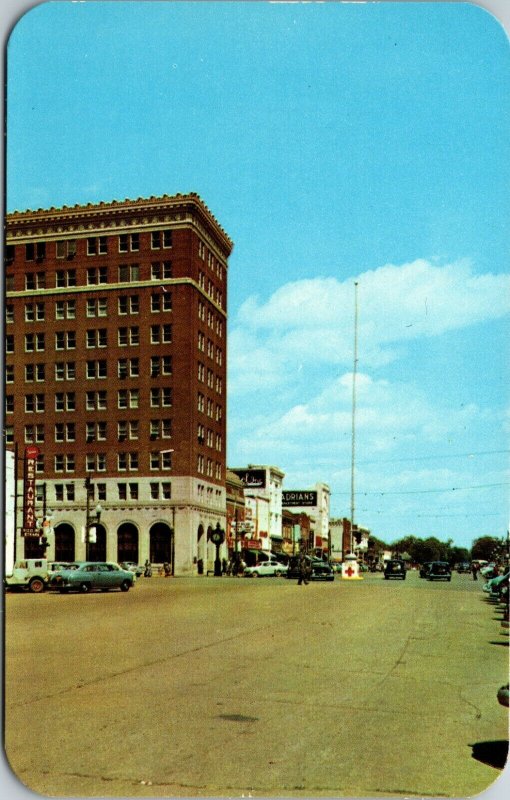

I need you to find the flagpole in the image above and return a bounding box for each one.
[350,281,359,554]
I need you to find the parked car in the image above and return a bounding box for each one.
[497,683,509,708]
[119,561,144,577]
[419,562,433,578]
[286,556,334,581]
[49,561,135,593]
[484,571,510,598]
[244,560,288,577]
[427,561,451,581]
[4,559,75,593]
[456,562,471,574]
[384,560,406,580]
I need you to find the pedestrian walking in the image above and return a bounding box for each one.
[163,561,171,577]
[471,562,478,581]
[144,559,152,578]
[297,554,310,585]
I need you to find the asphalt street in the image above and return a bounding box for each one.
[4,570,509,797]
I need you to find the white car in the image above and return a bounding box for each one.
[244,560,288,578]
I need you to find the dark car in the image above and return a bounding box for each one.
[286,556,334,581]
[427,561,451,581]
[419,562,433,578]
[456,562,471,574]
[384,560,406,580]
[310,559,334,581]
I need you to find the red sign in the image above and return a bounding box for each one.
[244,539,262,549]
[23,446,40,536]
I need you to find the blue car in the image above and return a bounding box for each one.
[49,562,135,593]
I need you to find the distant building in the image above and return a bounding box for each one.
[225,469,246,558]
[229,465,285,554]
[5,193,233,574]
[282,482,330,557]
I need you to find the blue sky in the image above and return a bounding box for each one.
[6,1,510,550]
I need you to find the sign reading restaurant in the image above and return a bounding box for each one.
[282,490,318,507]
[23,445,40,536]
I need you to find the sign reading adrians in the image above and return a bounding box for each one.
[282,491,318,507]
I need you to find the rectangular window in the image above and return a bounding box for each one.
[119,234,139,253]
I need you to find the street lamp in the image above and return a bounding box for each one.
[84,477,102,561]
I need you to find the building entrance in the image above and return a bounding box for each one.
[117,523,139,564]
[150,522,173,568]
[54,524,76,562]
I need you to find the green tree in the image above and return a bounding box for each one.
[471,536,502,562]
[449,546,470,566]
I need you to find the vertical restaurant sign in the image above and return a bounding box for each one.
[23,445,40,536]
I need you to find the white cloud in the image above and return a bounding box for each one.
[227,259,509,545]
[229,259,510,396]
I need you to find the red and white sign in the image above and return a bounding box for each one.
[23,446,40,537]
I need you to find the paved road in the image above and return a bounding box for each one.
[4,571,509,797]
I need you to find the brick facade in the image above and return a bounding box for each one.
[5,194,233,575]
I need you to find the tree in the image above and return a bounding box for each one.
[471,536,503,562]
[449,546,470,566]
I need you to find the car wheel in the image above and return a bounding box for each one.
[79,582,91,593]
[120,580,131,592]
[58,588,69,594]
[384,575,389,580]
[29,578,46,593]
[251,572,259,577]
[447,577,451,582]
[275,570,283,577]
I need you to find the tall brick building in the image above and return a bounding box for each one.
[5,193,233,575]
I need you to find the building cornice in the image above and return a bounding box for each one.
[6,193,233,259]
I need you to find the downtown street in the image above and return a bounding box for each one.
[4,570,509,798]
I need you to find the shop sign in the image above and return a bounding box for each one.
[244,539,262,549]
[282,490,317,507]
[232,469,266,489]
[23,445,40,537]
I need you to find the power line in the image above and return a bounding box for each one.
[334,481,509,497]
[355,449,510,466]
